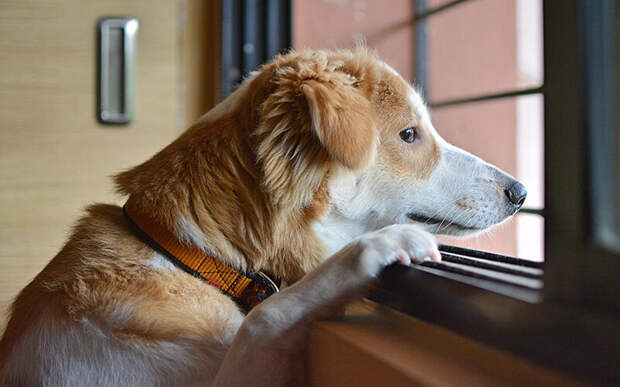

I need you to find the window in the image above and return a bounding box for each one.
[415,0,545,261]
[380,0,620,382]
[221,1,620,381]
[291,0,544,299]
[292,0,544,261]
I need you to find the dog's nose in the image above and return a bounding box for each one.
[504,182,527,208]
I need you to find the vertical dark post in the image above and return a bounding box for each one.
[265,0,292,60]
[221,0,291,99]
[581,0,616,250]
[221,0,242,98]
[414,0,429,99]
[543,0,582,302]
[241,0,265,76]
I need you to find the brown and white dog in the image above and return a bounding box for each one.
[0,48,526,386]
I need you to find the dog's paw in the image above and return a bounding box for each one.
[353,224,441,277]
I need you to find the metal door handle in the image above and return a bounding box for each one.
[97,18,138,125]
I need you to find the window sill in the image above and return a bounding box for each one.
[307,300,576,386]
[366,263,620,383]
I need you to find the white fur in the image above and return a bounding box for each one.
[315,83,521,241]
[176,214,213,252]
[1,299,226,386]
[145,251,178,271]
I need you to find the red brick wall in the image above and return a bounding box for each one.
[293,0,414,81]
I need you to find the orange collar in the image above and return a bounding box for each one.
[123,196,279,312]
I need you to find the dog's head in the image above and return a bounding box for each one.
[256,49,526,244]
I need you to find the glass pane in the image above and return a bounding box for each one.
[292,0,415,81]
[432,95,544,260]
[516,94,544,209]
[426,0,543,102]
[517,213,544,262]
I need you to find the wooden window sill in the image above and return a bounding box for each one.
[307,300,580,386]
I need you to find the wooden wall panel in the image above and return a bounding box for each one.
[182,0,222,124]
[0,0,185,329]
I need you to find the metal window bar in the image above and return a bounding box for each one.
[374,210,548,298]
[404,244,546,302]
[241,0,265,76]
[414,0,429,97]
[420,261,542,290]
[414,0,472,21]
[437,251,543,276]
[221,0,291,99]
[519,207,544,216]
[429,86,545,109]
[439,244,543,268]
[221,0,242,98]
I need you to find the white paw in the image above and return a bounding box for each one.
[354,224,441,277]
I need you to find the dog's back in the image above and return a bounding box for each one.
[0,205,244,385]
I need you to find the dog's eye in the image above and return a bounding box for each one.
[399,127,417,143]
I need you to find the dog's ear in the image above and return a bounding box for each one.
[256,55,378,208]
[300,75,376,170]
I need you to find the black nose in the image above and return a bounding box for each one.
[504,182,527,208]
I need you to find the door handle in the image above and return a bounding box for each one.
[97,18,138,125]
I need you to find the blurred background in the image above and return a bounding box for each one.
[0,0,544,328]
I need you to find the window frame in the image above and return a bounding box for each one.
[371,0,620,383]
[544,0,620,310]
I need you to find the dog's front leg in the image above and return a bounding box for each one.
[213,224,440,387]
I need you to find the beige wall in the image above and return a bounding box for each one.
[0,0,219,328]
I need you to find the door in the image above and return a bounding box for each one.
[0,0,210,328]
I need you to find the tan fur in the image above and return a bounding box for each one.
[112,48,386,282]
[0,48,446,384]
[0,205,241,355]
[372,72,440,181]
[456,197,477,211]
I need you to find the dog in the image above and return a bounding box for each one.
[0,48,526,386]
